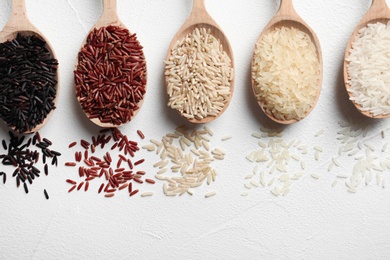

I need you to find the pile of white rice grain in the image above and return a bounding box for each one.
[244,127,315,196]
[143,125,225,197]
[346,22,390,116]
[252,26,320,121]
[165,28,234,121]
[329,120,389,192]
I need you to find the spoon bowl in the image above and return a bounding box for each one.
[343,0,390,118]
[75,0,147,128]
[251,0,322,125]
[0,0,59,133]
[165,0,235,124]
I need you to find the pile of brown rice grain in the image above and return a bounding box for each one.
[165,28,234,121]
[328,120,389,192]
[244,126,325,196]
[143,125,224,197]
[252,26,320,121]
[346,22,390,116]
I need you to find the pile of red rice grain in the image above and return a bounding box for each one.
[65,128,154,198]
[74,25,147,126]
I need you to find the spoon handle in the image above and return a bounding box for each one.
[372,0,388,8]
[11,0,27,18]
[277,0,298,17]
[370,0,389,12]
[191,0,207,17]
[101,0,119,24]
[10,0,28,22]
[359,0,390,24]
[5,0,34,31]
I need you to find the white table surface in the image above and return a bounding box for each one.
[1,0,389,259]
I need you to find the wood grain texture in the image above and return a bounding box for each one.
[343,0,390,119]
[165,0,235,124]
[251,0,323,125]
[0,0,60,134]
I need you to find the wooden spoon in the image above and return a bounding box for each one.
[165,0,235,124]
[344,0,390,118]
[251,0,323,125]
[75,0,147,128]
[0,0,59,133]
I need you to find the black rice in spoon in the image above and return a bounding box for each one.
[0,33,58,133]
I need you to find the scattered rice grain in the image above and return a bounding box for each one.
[205,191,216,198]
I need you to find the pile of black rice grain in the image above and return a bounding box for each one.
[0,33,58,133]
[0,131,61,199]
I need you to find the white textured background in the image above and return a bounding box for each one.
[1,0,390,259]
